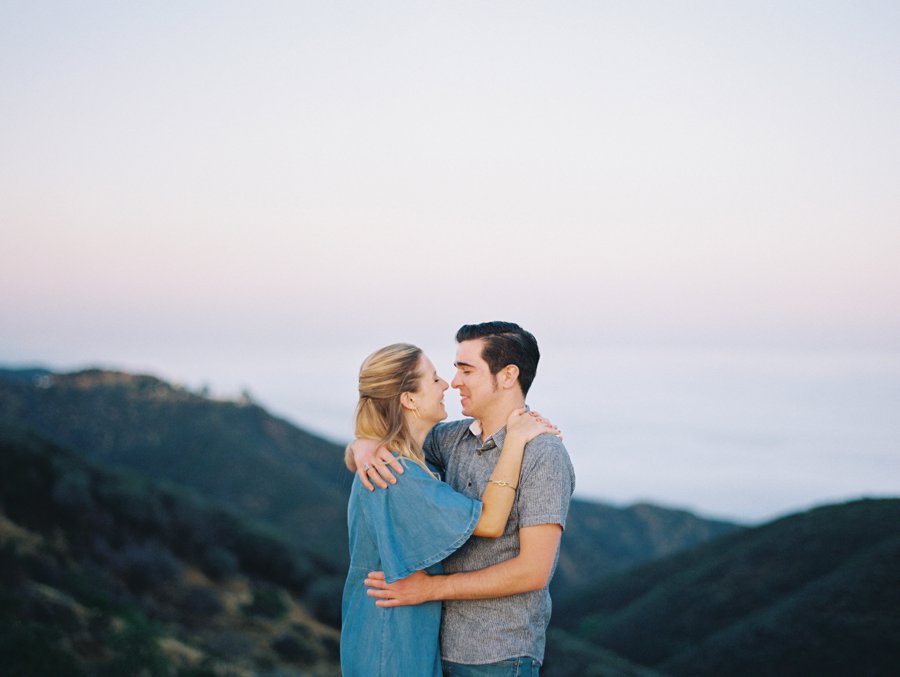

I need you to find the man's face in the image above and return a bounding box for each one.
[451,339,499,419]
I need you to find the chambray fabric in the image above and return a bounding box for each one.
[341,456,483,677]
[424,418,575,665]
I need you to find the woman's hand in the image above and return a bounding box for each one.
[349,438,404,491]
[505,408,560,445]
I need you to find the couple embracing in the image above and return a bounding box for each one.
[341,321,575,676]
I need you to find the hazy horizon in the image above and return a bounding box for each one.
[3,2,899,523]
[5,340,898,525]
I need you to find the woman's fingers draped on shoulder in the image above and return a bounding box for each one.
[508,407,540,439]
[530,410,560,433]
[507,407,563,441]
[519,410,563,442]
[533,411,562,439]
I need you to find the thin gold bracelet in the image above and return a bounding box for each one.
[488,479,517,490]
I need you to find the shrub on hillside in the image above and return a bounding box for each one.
[242,582,287,619]
[272,630,318,664]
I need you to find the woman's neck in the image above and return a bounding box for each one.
[406,415,432,450]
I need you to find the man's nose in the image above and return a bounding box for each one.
[450,374,462,389]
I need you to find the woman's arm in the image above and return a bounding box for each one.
[471,409,557,537]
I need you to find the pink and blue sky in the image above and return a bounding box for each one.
[2,2,899,520]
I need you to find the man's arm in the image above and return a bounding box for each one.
[349,424,448,491]
[365,523,562,607]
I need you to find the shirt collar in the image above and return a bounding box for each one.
[467,419,507,453]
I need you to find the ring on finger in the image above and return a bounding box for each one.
[363,463,371,471]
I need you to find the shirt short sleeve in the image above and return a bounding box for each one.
[422,423,447,472]
[516,435,576,530]
[423,428,442,468]
[358,458,482,582]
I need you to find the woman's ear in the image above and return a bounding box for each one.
[399,391,416,411]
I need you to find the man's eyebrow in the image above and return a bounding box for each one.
[454,361,475,368]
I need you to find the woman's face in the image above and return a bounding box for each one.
[411,354,449,424]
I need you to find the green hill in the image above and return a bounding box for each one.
[553,500,739,599]
[0,425,340,676]
[5,365,895,675]
[0,368,351,566]
[556,498,900,676]
[0,367,357,623]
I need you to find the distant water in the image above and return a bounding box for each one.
[34,345,900,524]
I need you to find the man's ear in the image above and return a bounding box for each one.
[499,365,520,390]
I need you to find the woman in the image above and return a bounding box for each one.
[340,343,556,676]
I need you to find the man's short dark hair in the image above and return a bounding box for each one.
[455,321,540,396]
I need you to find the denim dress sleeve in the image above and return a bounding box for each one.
[357,457,482,583]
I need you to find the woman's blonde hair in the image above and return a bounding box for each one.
[344,343,432,474]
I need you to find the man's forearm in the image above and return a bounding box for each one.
[366,524,563,608]
[430,553,550,601]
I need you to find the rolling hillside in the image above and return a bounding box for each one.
[0,426,340,676]
[0,368,352,565]
[555,498,900,676]
[2,365,896,675]
[553,499,738,598]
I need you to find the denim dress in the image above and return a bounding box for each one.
[341,457,483,676]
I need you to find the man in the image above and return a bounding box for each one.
[352,321,575,676]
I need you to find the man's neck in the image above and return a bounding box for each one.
[477,399,526,441]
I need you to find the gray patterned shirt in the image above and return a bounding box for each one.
[424,417,575,665]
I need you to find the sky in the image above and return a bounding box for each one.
[2,1,899,521]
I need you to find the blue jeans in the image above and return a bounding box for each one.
[442,657,540,676]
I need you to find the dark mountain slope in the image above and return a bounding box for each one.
[553,499,739,598]
[0,425,340,676]
[557,498,900,677]
[0,368,352,565]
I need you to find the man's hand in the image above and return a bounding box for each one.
[365,570,435,607]
[350,439,404,491]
